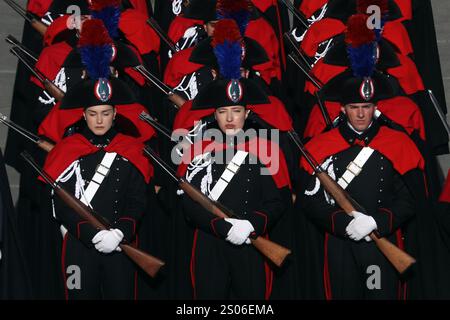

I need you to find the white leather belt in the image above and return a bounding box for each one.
[337,147,374,189]
[81,152,117,206]
[209,151,248,201]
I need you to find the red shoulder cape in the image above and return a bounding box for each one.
[43,15,70,47]
[168,15,204,44]
[129,0,150,19]
[163,47,200,87]
[300,126,424,175]
[119,9,160,55]
[38,103,156,144]
[300,0,328,18]
[177,137,291,190]
[27,0,52,17]
[304,97,425,140]
[42,133,153,183]
[172,96,293,132]
[30,41,72,89]
[246,17,282,81]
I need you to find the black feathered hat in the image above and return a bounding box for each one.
[184,0,217,22]
[59,19,136,109]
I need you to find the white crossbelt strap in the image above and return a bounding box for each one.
[208,151,248,201]
[337,147,375,189]
[81,152,117,206]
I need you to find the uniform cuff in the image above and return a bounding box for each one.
[114,217,137,242]
[247,211,268,237]
[77,221,99,248]
[210,218,232,239]
[372,208,393,237]
[331,210,354,237]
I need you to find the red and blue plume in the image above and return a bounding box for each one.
[212,19,243,80]
[357,0,389,39]
[89,0,122,39]
[216,0,252,36]
[345,14,377,78]
[78,19,114,80]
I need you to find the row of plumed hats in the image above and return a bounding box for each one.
[61,0,400,113]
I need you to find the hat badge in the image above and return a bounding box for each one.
[226,79,243,104]
[359,77,375,101]
[94,78,113,102]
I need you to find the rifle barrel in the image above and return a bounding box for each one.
[428,90,450,136]
[288,53,322,89]
[139,112,175,142]
[278,0,309,28]
[10,47,44,82]
[134,65,171,95]
[4,0,32,22]
[147,18,178,53]
[315,91,332,127]
[0,113,41,143]
[5,35,38,62]
[143,147,180,182]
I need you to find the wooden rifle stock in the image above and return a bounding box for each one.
[30,19,48,36]
[0,112,55,152]
[179,180,291,267]
[288,132,416,274]
[21,152,165,278]
[36,139,54,152]
[43,79,65,101]
[9,47,64,101]
[4,0,47,36]
[168,92,186,109]
[133,65,185,109]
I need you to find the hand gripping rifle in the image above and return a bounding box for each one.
[21,151,165,278]
[143,146,291,267]
[287,131,416,274]
[133,65,186,109]
[9,46,65,101]
[3,0,48,36]
[0,113,55,152]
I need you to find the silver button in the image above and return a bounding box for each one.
[381,167,384,170]
[379,189,383,192]
[245,201,248,204]
[247,179,250,182]
[381,178,384,182]
[378,200,381,203]
[114,211,118,214]
[246,190,249,193]
[117,179,120,182]
[380,156,384,160]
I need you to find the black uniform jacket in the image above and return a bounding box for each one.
[43,128,152,247]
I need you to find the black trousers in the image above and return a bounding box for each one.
[191,231,267,300]
[61,234,136,300]
[326,233,402,300]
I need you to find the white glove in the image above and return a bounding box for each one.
[346,211,377,242]
[224,218,254,245]
[92,229,124,253]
